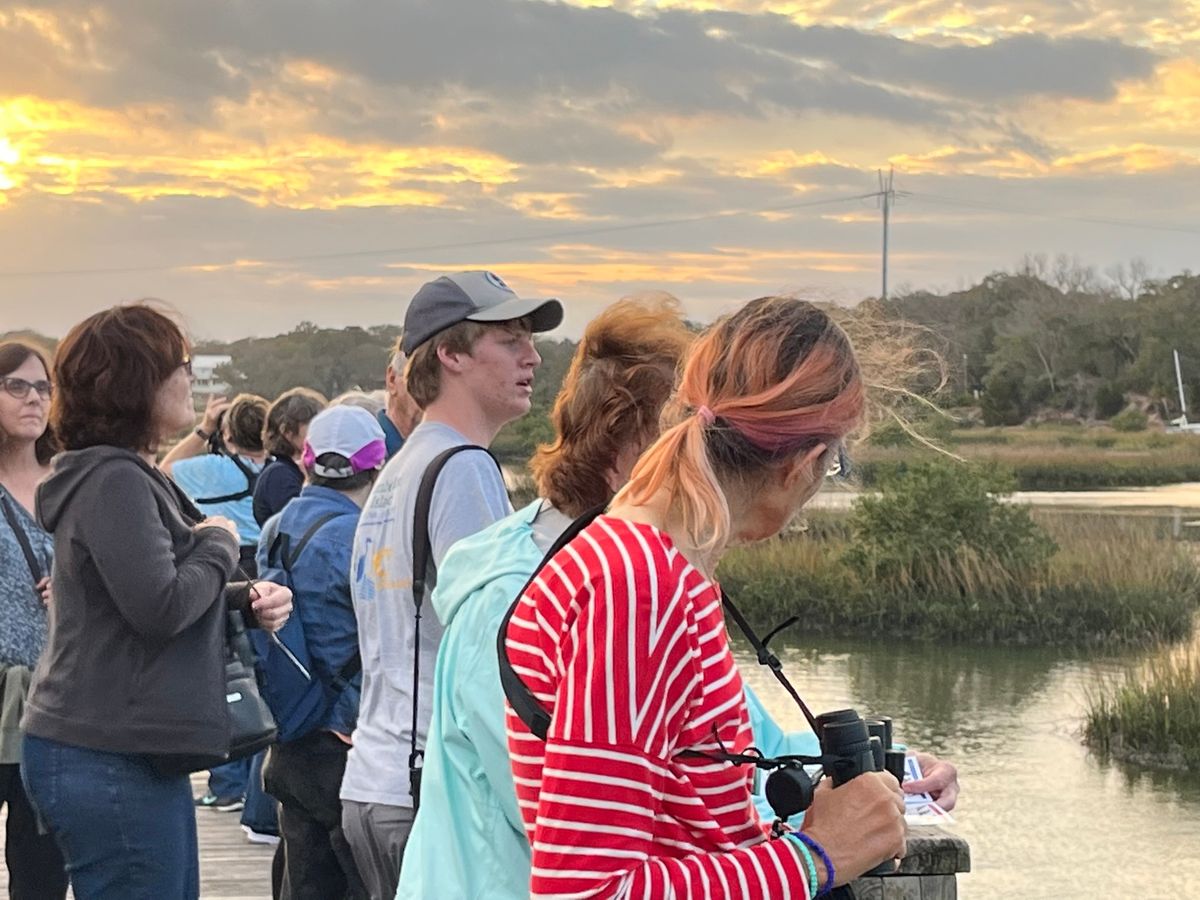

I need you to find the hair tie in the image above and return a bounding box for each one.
[696,405,716,426]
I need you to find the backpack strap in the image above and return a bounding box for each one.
[270,510,362,689]
[408,444,501,808]
[194,451,269,505]
[282,511,344,571]
[0,491,46,585]
[497,505,604,741]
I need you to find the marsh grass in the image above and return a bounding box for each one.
[856,426,1200,490]
[1084,630,1200,770]
[719,513,1200,646]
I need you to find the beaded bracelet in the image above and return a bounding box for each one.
[784,832,820,898]
[794,832,835,896]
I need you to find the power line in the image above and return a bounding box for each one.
[0,191,878,280]
[910,192,1200,237]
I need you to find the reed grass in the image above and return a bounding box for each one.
[719,513,1200,646]
[856,426,1200,490]
[1084,631,1200,770]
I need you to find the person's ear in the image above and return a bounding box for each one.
[436,342,467,374]
[778,442,827,491]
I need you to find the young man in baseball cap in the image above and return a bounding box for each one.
[255,404,388,900]
[341,272,562,899]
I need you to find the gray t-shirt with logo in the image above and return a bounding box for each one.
[341,421,512,808]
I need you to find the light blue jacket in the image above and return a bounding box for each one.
[395,500,819,900]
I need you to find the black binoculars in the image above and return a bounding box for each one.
[764,708,906,877]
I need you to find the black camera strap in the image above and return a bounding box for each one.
[409,444,501,808]
[718,592,819,735]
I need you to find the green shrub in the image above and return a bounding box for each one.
[843,461,1055,589]
[1110,408,1149,432]
[942,392,978,409]
[867,420,912,448]
[1094,382,1126,419]
[981,371,1028,426]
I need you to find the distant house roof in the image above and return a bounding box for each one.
[192,354,232,384]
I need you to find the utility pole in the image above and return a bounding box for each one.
[879,167,893,301]
[872,167,907,301]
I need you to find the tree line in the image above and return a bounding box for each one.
[877,257,1200,426]
[7,259,1199,463]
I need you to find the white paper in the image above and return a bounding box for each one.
[902,754,955,825]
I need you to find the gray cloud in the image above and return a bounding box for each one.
[707,12,1157,101]
[4,0,1160,130]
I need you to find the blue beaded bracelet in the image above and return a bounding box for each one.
[784,832,820,897]
[794,832,835,896]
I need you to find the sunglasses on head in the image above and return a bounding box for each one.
[1,377,53,401]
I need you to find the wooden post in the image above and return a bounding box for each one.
[851,826,971,900]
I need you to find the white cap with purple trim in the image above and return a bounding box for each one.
[301,405,388,479]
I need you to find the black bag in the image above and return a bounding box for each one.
[224,605,278,760]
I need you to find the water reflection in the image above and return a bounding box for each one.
[735,637,1200,899]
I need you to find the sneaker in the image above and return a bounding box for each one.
[242,825,281,846]
[194,792,245,813]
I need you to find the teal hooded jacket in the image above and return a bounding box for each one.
[395,500,819,900]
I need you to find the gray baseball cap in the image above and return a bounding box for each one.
[401,270,563,354]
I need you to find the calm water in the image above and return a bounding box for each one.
[736,638,1200,899]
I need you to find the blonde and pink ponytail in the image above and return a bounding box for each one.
[615,296,864,553]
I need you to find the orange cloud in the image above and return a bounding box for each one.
[377,242,925,294]
[0,94,518,211]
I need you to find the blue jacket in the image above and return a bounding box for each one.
[255,485,363,736]
[395,500,818,900]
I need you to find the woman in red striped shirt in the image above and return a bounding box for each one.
[505,296,907,899]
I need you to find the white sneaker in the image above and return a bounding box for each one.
[242,825,281,846]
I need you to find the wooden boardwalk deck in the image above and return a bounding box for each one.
[0,773,276,898]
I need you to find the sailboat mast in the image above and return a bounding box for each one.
[1175,349,1188,421]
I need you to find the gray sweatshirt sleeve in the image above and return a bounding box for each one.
[80,462,239,642]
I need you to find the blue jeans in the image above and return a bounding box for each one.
[208,753,279,834]
[207,756,250,799]
[21,734,200,900]
[242,750,279,835]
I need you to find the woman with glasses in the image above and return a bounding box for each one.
[504,297,907,899]
[19,304,293,900]
[0,341,69,900]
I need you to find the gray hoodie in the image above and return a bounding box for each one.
[22,446,249,759]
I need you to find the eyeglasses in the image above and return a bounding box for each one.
[0,377,53,401]
[180,355,193,377]
[825,443,851,480]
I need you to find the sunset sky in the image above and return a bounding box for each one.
[1,0,1198,340]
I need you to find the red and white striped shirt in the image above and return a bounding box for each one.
[504,516,810,899]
